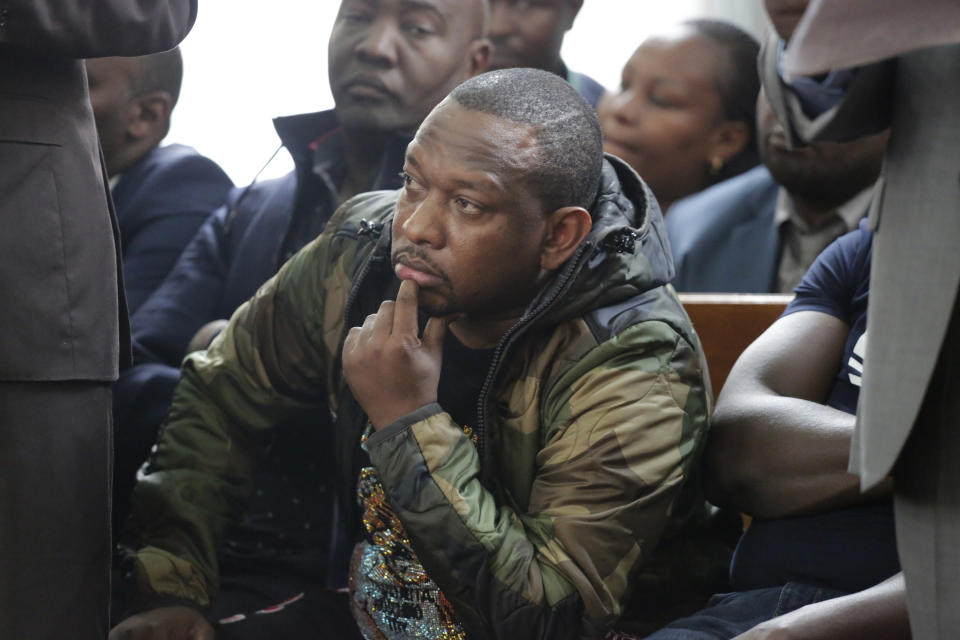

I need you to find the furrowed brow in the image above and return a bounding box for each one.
[400,0,447,24]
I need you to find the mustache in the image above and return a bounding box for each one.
[391,247,448,281]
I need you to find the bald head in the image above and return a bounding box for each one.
[450,67,602,211]
[133,47,183,107]
[86,47,183,175]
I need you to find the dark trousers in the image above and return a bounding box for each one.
[625,582,848,640]
[0,381,112,640]
[208,568,362,640]
[111,362,180,534]
[894,298,960,640]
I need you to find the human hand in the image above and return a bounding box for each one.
[342,279,450,429]
[764,0,810,42]
[109,606,214,640]
[186,319,229,355]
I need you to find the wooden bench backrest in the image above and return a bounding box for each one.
[678,293,793,398]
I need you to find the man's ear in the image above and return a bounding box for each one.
[467,38,492,77]
[708,119,750,169]
[126,90,174,142]
[541,206,592,271]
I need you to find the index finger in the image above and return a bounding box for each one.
[393,278,420,336]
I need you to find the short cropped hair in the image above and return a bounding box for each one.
[450,68,603,212]
[133,46,183,107]
[684,19,761,182]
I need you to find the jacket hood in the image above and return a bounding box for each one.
[528,154,675,325]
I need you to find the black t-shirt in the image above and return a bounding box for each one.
[730,224,900,593]
[437,330,496,433]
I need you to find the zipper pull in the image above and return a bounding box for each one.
[357,218,384,238]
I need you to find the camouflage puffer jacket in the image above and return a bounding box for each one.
[123,155,711,640]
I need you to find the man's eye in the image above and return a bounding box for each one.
[454,197,482,215]
[399,171,425,193]
[402,22,434,37]
[339,10,371,23]
[648,91,679,108]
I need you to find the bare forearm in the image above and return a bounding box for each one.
[733,573,909,640]
[707,394,861,518]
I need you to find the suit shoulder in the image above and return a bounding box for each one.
[148,144,231,180]
[667,166,778,251]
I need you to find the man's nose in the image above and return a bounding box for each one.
[488,1,514,40]
[355,18,400,66]
[400,196,444,247]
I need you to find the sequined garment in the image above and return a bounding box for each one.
[349,426,473,640]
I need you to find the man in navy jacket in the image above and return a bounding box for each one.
[86,49,234,314]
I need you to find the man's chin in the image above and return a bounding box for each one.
[334,106,411,135]
[417,291,460,319]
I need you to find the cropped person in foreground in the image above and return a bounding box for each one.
[0,2,196,638]
[760,1,960,636]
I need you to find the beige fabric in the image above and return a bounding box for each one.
[774,186,873,293]
[783,0,960,78]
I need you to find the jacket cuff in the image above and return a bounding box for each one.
[365,402,444,449]
[115,551,209,620]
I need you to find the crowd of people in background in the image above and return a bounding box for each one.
[2,1,957,639]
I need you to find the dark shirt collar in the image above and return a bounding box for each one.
[272,108,410,194]
[311,125,410,198]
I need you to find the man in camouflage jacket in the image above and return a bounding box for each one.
[115,69,710,640]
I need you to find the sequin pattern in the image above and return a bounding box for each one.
[349,425,471,640]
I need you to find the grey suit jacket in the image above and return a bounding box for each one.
[0,1,197,381]
[667,166,781,293]
[762,36,960,488]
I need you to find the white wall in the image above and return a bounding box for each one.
[166,1,766,186]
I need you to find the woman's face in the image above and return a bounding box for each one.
[598,29,738,209]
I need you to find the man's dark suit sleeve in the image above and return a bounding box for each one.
[132,203,238,366]
[0,1,198,58]
[121,153,234,314]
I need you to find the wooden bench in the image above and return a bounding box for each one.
[678,293,794,399]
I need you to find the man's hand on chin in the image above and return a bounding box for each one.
[342,278,450,430]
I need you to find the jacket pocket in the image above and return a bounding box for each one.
[0,138,73,379]
[0,94,64,146]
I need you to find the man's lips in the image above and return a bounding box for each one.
[394,258,444,287]
[343,76,395,100]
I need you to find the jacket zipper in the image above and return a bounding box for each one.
[341,222,387,332]
[473,242,593,472]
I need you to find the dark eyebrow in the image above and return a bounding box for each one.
[400,0,447,23]
[451,174,505,194]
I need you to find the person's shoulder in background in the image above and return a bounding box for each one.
[667,166,780,293]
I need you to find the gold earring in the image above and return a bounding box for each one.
[709,156,724,175]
